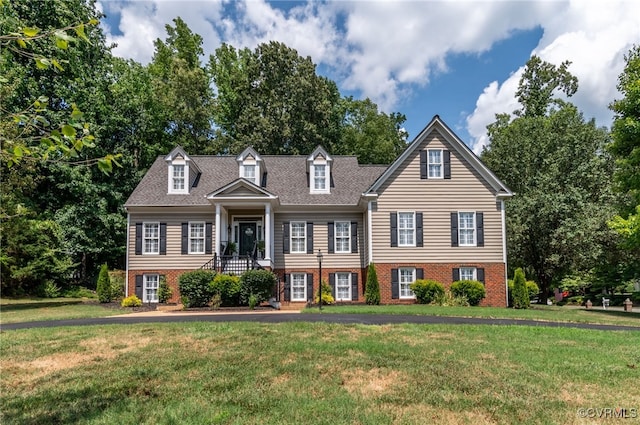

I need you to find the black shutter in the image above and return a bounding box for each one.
[306,222,314,254]
[261,172,267,188]
[306,273,314,302]
[416,268,424,280]
[351,221,358,253]
[306,172,310,187]
[135,275,143,299]
[451,213,459,247]
[135,223,142,255]
[284,274,291,301]
[329,273,336,299]
[476,212,484,247]
[351,273,359,301]
[283,222,290,254]
[391,268,399,299]
[453,268,460,282]
[444,150,451,179]
[160,223,167,255]
[328,222,334,253]
[181,223,188,254]
[330,172,335,188]
[420,150,427,179]
[477,268,485,283]
[390,213,398,247]
[416,213,423,247]
[205,222,212,254]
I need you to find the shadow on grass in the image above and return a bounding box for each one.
[0,301,83,311]
[582,309,640,320]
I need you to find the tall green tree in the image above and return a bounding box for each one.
[482,56,617,301]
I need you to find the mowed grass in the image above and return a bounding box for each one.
[303,304,640,328]
[1,322,639,425]
[0,298,127,324]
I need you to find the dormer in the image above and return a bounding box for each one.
[307,146,332,194]
[165,146,200,194]
[236,147,264,187]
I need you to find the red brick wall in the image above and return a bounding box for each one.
[273,267,366,305]
[127,269,192,303]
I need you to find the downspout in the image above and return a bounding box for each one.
[125,209,130,297]
[367,200,374,264]
[501,199,508,306]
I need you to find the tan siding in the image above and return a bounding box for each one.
[274,212,365,270]
[372,131,504,264]
[128,211,216,270]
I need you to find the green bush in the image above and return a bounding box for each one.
[96,264,112,303]
[314,279,335,305]
[108,270,125,300]
[178,270,217,308]
[121,295,142,307]
[210,293,222,310]
[434,290,470,306]
[61,286,96,298]
[410,279,445,304]
[240,269,277,305]
[365,263,381,305]
[450,280,486,306]
[158,276,172,303]
[210,274,242,306]
[511,268,529,309]
[507,279,539,306]
[42,281,61,298]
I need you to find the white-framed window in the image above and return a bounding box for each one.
[189,222,205,254]
[143,274,159,303]
[291,273,306,301]
[171,164,186,192]
[428,149,443,178]
[314,164,327,191]
[335,221,350,253]
[290,222,306,253]
[336,272,351,301]
[143,222,160,254]
[460,267,476,281]
[399,268,416,299]
[243,164,256,180]
[458,212,476,246]
[398,212,415,246]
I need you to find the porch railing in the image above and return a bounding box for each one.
[201,240,263,274]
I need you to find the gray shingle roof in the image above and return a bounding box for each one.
[124,154,387,207]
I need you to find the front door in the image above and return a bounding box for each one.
[239,223,257,256]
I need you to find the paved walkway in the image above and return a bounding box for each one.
[3,309,639,331]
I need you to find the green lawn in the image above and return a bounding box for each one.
[303,304,640,328]
[1,322,638,425]
[0,298,129,324]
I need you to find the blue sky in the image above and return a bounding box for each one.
[98,0,640,153]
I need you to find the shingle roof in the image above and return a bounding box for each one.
[124,154,387,207]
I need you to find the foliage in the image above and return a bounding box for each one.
[558,273,592,295]
[508,279,539,306]
[61,286,95,298]
[158,275,172,304]
[609,205,640,253]
[239,269,277,305]
[314,279,335,306]
[410,279,445,304]
[108,270,125,300]
[96,264,111,303]
[450,280,486,306]
[511,268,529,309]
[248,294,259,310]
[210,293,222,310]
[41,281,61,298]
[178,270,216,308]
[364,263,381,305]
[121,295,142,307]
[210,274,241,306]
[434,290,470,307]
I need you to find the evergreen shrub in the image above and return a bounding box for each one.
[410,279,445,304]
[178,270,216,307]
[450,280,485,306]
[96,264,112,303]
[365,263,381,305]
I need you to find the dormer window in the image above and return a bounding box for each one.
[172,164,185,191]
[165,147,199,195]
[308,146,332,194]
[237,147,263,186]
[243,164,256,180]
[314,164,327,191]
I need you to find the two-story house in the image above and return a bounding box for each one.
[124,116,513,307]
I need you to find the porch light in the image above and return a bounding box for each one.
[317,250,323,311]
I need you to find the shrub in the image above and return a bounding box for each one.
[96,264,112,303]
[434,290,470,306]
[410,279,445,304]
[121,295,142,307]
[158,275,172,303]
[365,263,381,305]
[508,279,539,306]
[178,270,216,308]
[314,279,335,305]
[240,269,277,305]
[511,268,529,309]
[210,274,242,306]
[210,294,222,310]
[108,270,126,300]
[62,286,96,298]
[42,281,61,298]
[450,280,485,306]
[248,294,259,310]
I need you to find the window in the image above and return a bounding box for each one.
[291,273,306,301]
[459,212,476,246]
[399,268,415,299]
[335,221,350,253]
[243,164,255,180]
[314,164,326,191]
[336,272,351,301]
[398,212,415,246]
[428,149,443,178]
[143,223,160,254]
[143,274,159,303]
[290,222,306,253]
[189,222,205,254]
[460,267,476,281]
[172,164,185,191]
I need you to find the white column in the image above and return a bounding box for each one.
[215,203,221,256]
[367,200,374,264]
[265,203,272,261]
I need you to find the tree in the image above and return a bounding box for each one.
[365,263,381,305]
[482,56,617,302]
[96,263,111,303]
[511,268,529,309]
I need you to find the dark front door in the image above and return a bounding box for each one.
[239,223,257,256]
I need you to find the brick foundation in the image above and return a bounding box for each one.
[127,269,192,303]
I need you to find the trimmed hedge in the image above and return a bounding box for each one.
[210,274,242,306]
[451,280,486,306]
[178,270,217,307]
[240,269,277,305]
[410,279,445,304]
